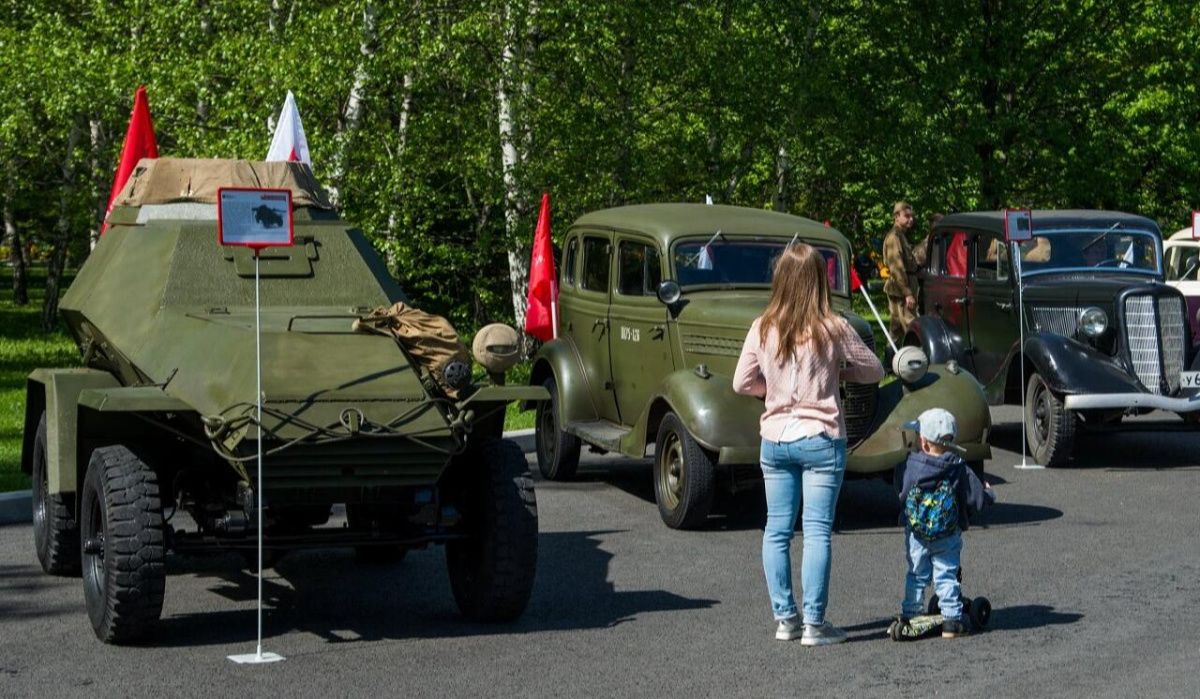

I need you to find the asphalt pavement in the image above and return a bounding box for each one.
[1,406,1198,698]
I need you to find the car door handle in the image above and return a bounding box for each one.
[994,300,1013,311]
[952,296,970,305]
[650,325,665,340]
[592,318,607,332]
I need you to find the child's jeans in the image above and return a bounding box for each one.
[902,529,963,620]
[760,434,846,624]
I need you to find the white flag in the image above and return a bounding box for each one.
[705,194,714,205]
[266,91,312,166]
[1120,242,1135,267]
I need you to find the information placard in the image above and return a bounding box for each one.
[1192,210,1200,240]
[1004,208,1033,242]
[218,188,294,249]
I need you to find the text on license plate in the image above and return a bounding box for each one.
[1180,372,1200,389]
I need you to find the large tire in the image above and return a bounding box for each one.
[80,445,166,644]
[534,376,581,481]
[653,412,716,529]
[32,413,80,576]
[1024,372,1076,467]
[446,438,538,622]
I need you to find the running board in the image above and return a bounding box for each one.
[567,420,632,453]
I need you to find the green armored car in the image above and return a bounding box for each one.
[529,204,992,528]
[22,158,544,643]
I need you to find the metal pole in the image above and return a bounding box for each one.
[858,285,900,355]
[1014,242,1042,470]
[255,250,264,657]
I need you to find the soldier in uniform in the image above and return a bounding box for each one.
[881,201,923,344]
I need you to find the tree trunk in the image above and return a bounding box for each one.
[43,123,81,332]
[3,174,27,305]
[499,0,530,344]
[385,69,415,273]
[772,145,789,212]
[328,3,377,208]
[88,119,107,250]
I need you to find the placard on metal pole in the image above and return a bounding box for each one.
[218,187,294,665]
[1004,208,1043,471]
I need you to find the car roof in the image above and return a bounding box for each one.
[570,203,848,251]
[1168,228,1196,241]
[936,209,1160,235]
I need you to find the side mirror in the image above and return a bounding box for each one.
[656,280,682,305]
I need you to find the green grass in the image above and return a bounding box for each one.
[0,267,78,492]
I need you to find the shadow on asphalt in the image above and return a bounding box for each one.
[986,604,1083,631]
[146,529,718,649]
[990,422,1200,470]
[0,563,76,623]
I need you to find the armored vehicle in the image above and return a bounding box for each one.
[528,204,992,529]
[908,210,1200,466]
[21,158,545,643]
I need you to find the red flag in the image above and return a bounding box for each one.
[102,86,158,234]
[524,193,558,342]
[850,266,863,292]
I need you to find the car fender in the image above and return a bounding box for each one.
[847,366,992,473]
[23,368,122,495]
[633,370,762,455]
[526,338,598,425]
[1022,332,1146,395]
[905,316,963,365]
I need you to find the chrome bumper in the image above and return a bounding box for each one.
[1064,393,1200,412]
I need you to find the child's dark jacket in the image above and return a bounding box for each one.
[894,451,994,532]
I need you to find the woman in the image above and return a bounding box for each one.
[732,243,884,646]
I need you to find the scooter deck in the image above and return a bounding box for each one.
[889,613,943,640]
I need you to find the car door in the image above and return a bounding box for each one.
[608,235,671,425]
[922,227,971,363]
[966,229,1017,387]
[565,230,620,423]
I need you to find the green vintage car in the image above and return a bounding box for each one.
[528,204,993,529]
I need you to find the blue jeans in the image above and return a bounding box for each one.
[760,434,846,624]
[902,530,963,620]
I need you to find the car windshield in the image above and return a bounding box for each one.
[1015,228,1161,276]
[673,237,845,293]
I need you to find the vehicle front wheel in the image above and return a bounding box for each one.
[446,438,538,622]
[653,412,716,529]
[32,413,80,576]
[535,376,581,480]
[1024,373,1076,467]
[80,445,166,644]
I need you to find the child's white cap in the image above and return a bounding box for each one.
[902,408,966,454]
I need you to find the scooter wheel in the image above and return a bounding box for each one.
[969,596,992,629]
[888,620,903,641]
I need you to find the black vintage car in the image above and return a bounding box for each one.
[905,210,1200,466]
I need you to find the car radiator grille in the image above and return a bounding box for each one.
[1124,295,1186,394]
[841,327,878,446]
[1029,306,1082,336]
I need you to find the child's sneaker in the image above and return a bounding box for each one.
[942,618,969,638]
[800,621,848,646]
[775,616,803,641]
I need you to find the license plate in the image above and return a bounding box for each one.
[1181,371,1200,389]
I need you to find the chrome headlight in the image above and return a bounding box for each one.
[1079,307,1108,338]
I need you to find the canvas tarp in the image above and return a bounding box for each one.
[110,157,333,210]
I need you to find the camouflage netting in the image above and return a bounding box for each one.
[110,157,333,210]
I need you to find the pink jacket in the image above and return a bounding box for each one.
[732,316,884,442]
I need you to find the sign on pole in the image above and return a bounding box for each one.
[219,187,291,665]
[1003,208,1043,470]
[218,188,295,250]
[1191,210,1200,240]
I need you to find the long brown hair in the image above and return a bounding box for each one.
[759,242,838,364]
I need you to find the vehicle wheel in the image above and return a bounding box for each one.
[346,503,408,564]
[446,438,537,622]
[1024,372,1076,467]
[969,596,992,629]
[535,376,581,481]
[653,412,716,529]
[32,413,80,576]
[80,445,165,644]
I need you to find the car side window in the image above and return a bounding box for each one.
[974,231,1009,281]
[581,236,610,293]
[617,240,662,296]
[562,236,579,287]
[940,229,968,278]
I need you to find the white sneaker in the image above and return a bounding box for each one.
[775,616,803,641]
[800,621,848,646]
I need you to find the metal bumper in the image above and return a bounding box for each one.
[1064,393,1200,412]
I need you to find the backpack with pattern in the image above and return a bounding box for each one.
[905,478,958,542]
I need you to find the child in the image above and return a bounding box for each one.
[896,408,994,637]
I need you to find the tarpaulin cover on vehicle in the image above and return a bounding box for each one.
[353,302,472,398]
[110,157,333,209]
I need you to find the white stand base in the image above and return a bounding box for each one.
[228,651,285,665]
[1013,459,1045,471]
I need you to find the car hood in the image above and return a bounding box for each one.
[1021,274,1168,306]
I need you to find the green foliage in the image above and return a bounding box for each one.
[1,0,1197,336]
